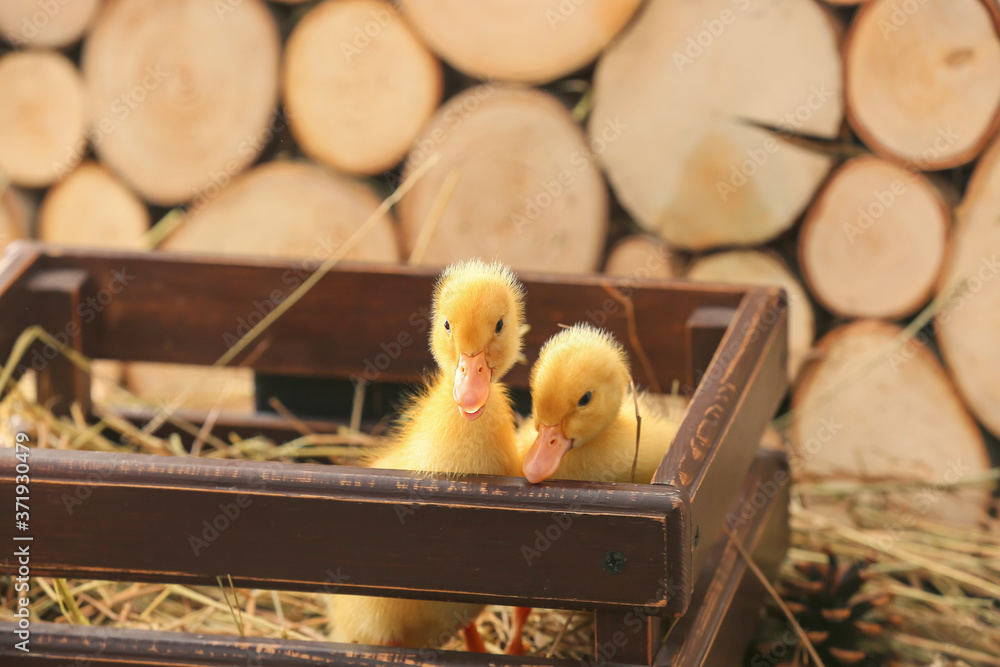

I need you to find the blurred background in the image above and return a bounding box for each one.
[2,0,1000,662]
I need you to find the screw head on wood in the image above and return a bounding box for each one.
[602,550,626,574]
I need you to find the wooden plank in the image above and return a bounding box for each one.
[18,243,744,389]
[594,609,662,666]
[0,243,40,373]
[656,449,790,666]
[0,452,787,667]
[0,622,603,667]
[654,289,788,615]
[107,404,355,446]
[0,448,685,610]
[26,269,92,416]
[683,306,736,394]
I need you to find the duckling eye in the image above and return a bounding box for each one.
[444,320,450,334]
[495,318,503,335]
[578,391,592,407]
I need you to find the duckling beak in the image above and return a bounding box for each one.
[523,424,573,483]
[454,351,491,421]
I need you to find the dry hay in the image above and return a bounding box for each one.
[0,327,598,658]
[1,318,998,664]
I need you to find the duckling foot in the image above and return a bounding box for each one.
[504,606,532,655]
[462,622,487,653]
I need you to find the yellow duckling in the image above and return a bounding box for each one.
[331,259,525,650]
[520,323,680,485]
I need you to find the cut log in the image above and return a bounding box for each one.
[398,85,607,273]
[122,364,256,415]
[604,235,676,281]
[128,160,400,413]
[398,0,643,84]
[81,0,281,205]
[845,0,1000,169]
[0,0,100,48]
[38,161,149,250]
[590,0,843,251]
[936,137,1000,439]
[686,249,814,382]
[0,186,31,255]
[163,160,399,262]
[0,50,87,187]
[283,0,442,175]
[799,155,949,319]
[791,320,991,526]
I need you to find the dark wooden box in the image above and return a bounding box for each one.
[0,243,789,666]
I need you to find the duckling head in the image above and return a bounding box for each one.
[523,324,630,483]
[430,259,525,421]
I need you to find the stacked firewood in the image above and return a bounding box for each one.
[0,0,997,520]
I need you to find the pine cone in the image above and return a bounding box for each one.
[747,552,900,667]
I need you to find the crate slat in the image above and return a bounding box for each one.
[0,448,686,609]
[0,449,787,667]
[655,287,788,611]
[18,243,745,388]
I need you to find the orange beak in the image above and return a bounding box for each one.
[453,351,491,421]
[522,423,574,483]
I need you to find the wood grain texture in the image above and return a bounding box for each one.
[657,449,789,666]
[0,622,590,666]
[0,243,40,368]
[27,269,92,416]
[0,450,787,667]
[0,447,685,610]
[684,307,736,394]
[19,243,745,390]
[655,288,788,609]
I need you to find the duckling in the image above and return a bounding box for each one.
[331,259,525,651]
[519,324,680,485]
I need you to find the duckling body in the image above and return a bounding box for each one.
[376,377,520,476]
[519,324,680,485]
[518,391,678,484]
[331,259,524,649]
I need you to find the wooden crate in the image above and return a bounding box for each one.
[0,243,789,666]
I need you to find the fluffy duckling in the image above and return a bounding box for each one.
[520,324,679,485]
[331,259,525,650]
